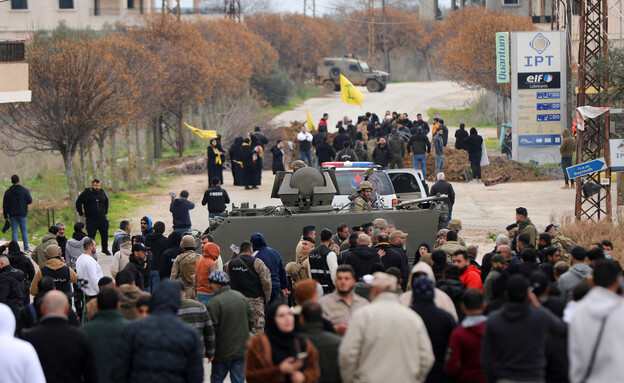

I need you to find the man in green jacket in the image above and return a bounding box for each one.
[206,270,252,383]
[515,207,537,250]
[82,288,128,383]
[559,129,576,189]
[299,301,342,383]
[483,254,509,303]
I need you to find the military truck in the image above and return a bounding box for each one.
[315,57,390,93]
[208,167,447,263]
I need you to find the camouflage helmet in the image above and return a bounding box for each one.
[448,218,462,231]
[291,160,306,171]
[372,218,389,230]
[181,235,196,249]
[357,181,373,192]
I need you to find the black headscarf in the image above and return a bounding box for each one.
[265,303,305,366]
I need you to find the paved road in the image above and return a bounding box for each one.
[273,81,483,132]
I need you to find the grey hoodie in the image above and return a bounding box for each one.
[557,263,593,302]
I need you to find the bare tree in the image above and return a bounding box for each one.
[0,35,132,218]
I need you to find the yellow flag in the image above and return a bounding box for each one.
[340,74,365,107]
[184,122,218,144]
[306,109,315,132]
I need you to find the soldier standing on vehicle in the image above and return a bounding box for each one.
[76,179,110,255]
[349,181,373,212]
[223,241,272,336]
[170,235,201,299]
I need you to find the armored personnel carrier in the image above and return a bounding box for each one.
[209,167,445,263]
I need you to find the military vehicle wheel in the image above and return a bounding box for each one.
[323,80,336,92]
[366,79,381,92]
[329,67,341,79]
[334,83,341,91]
[379,84,386,92]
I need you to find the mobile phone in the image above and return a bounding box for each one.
[169,192,176,198]
[230,244,240,254]
[296,352,308,361]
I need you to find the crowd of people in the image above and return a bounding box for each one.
[0,183,622,383]
[0,111,617,383]
[216,112,486,188]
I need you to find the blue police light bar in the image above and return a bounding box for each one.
[322,161,374,168]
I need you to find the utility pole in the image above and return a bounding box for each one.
[382,0,390,72]
[303,0,315,18]
[575,0,611,220]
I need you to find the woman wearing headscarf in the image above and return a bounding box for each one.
[454,123,468,150]
[464,127,483,181]
[229,137,245,186]
[245,303,320,383]
[208,138,224,184]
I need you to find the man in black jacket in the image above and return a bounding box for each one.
[0,254,25,319]
[3,174,33,252]
[202,178,230,218]
[374,233,408,291]
[315,136,336,167]
[122,243,149,291]
[145,221,169,290]
[344,234,383,280]
[372,138,393,169]
[270,140,285,174]
[482,274,566,383]
[111,280,204,383]
[407,128,431,180]
[22,290,98,383]
[430,172,456,225]
[76,179,110,255]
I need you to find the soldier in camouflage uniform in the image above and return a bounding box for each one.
[223,241,272,336]
[170,235,201,299]
[348,181,373,212]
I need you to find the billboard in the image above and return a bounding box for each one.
[511,31,567,163]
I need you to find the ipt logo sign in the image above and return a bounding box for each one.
[529,33,551,54]
[516,31,560,73]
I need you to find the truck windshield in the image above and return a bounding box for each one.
[359,62,371,72]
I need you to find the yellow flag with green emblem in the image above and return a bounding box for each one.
[306,109,315,132]
[340,74,365,107]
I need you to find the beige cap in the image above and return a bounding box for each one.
[437,228,449,237]
[368,272,398,291]
[372,218,389,230]
[447,219,462,231]
[389,230,408,240]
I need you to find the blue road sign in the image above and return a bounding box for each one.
[566,158,607,179]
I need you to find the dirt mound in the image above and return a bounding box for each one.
[482,156,554,183]
[157,156,207,174]
[402,148,554,183]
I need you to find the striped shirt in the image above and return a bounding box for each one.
[178,299,216,358]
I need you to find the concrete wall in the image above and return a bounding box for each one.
[0,62,31,103]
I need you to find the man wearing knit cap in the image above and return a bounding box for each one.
[340,272,434,383]
[206,269,252,383]
[515,207,537,250]
[30,244,77,297]
[409,276,456,383]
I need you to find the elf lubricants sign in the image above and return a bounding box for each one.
[511,31,566,155]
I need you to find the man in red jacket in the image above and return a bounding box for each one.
[445,289,486,382]
[452,250,483,292]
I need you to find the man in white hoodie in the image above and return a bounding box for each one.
[0,303,46,383]
[569,260,624,383]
